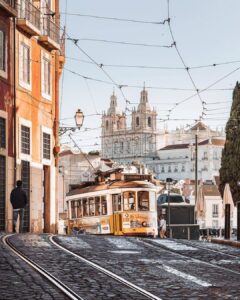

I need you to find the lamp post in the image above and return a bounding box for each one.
[59,166,65,213]
[59,109,84,136]
[166,177,172,237]
[237,181,240,240]
[194,134,198,224]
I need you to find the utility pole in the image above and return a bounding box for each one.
[194,134,198,224]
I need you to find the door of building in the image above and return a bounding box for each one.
[43,165,50,233]
[0,155,6,231]
[21,160,30,232]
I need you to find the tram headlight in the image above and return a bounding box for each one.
[142,221,147,227]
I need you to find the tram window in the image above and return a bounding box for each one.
[101,196,107,215]
[71,201,76,218]
[77,200,82,218]
[83,198,89,216]
[89,197,95,216]
[123,191,136,211]
[113,194,122,211]
[95,197,101,216]
[138,191,149,211]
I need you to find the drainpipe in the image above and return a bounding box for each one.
[13,17,16,185]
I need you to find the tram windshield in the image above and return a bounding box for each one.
[138,191,149,211]
[123,191,135,211]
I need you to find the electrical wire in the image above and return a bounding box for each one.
[60,12,169,25]
[67,37,174,49]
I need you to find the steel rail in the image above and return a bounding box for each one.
[177,239,240,259]
[138,238,240,276]
[50,235,162,300]
[2,235,84,300]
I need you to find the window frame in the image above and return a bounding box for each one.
[0,29,7,79]
[19,118,32,162]
[41,126,52,165]
[137,191,149,211]
[19,40,31,91]
[41,51,52,100]
[123,191,136,211]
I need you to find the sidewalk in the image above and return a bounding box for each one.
[211,237,240,248]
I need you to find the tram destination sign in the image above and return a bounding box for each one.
[124,174,151,181]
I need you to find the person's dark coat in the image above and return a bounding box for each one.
[10,187,27,209]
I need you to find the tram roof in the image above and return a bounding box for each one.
[66,180,156,197]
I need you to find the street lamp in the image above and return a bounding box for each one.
[59,109,84,136]
[166,177,173,237]
[59,166,65,213]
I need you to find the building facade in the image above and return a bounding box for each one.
[0,0,63,233]
[101,88,160,164]
[146,123,225,181]
[0,0,17,232]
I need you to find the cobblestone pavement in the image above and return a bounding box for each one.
[3,234,240,299]
[146,238,240,274]
[0,233,68,300]
[54,235,240,299]
[8,234,150,300]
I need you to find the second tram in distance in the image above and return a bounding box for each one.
[66,173,158,237]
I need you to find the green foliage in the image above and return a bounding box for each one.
[219,82,240,204]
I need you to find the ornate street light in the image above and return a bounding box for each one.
[59,109,84,136]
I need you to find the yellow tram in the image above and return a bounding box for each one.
[66,173,158,237]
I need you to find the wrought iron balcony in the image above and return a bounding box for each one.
[0,0,17,17]
[17,0,41,36]
[39,18,60,50]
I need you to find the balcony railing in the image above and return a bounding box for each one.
[39,17,60,50]
[0,0,17,16]
[17,0,41,36]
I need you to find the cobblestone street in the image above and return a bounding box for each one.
[1,234,240,299]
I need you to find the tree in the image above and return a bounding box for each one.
[219,82,240,204]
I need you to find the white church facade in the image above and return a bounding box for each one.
[101,88,160,164]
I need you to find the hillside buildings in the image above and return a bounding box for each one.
[0,0,64,233]
[101,89,225,182]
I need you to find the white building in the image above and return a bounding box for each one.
[184,183,237,230]
[146,122,225,181]
[101,88,160,164]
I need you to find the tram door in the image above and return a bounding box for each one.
[112,194,123,235]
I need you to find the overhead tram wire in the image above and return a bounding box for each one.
[63,68,233,92]
[68,38,175,49]
[162,64,240,120]
[65,55,240,71]
[60,12,169,25]
[166,0,205,121]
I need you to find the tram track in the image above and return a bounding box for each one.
[177,239,240,259]
[2,234,83,300]
[138,238,240,276]
[50,235,162,300]
[3,234,162,300]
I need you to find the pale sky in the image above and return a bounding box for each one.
[59,0,240,151]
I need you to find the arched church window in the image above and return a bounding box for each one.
[136,116,140,126]
[106,120,109,129]
[148,117,152,127]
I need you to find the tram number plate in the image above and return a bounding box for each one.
[122,222,131,228]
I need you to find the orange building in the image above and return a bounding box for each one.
[1,0,64,233]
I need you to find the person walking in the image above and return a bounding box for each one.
[10,180,27,233]
[159,215,167,238]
